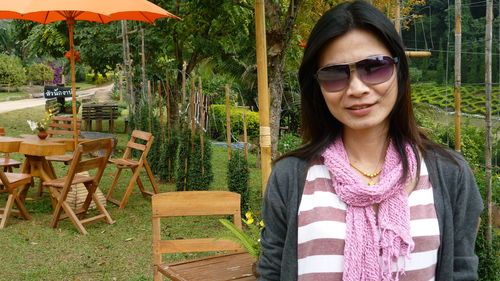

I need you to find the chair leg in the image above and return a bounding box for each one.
[106,167,123,205]
[144,161,160,194]
[153,266,163,281]
[118,167,141,209]
[0,194,14,229]
[62,200,88,234]
[49,188,64,229]
[92,192,114,224]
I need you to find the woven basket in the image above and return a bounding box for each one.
[65,172,106,210]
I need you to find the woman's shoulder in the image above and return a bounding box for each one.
[273,156,309,174]
[423,143,469,168]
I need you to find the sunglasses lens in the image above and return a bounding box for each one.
[316,65,349,92]
[357,57,395,84]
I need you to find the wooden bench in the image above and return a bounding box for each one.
[82,103,119,133]
[45,98,61,115]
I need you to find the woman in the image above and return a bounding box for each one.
[257,1,483,281]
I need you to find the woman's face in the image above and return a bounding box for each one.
[318,28,398,134]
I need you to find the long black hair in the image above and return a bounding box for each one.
[283,0,431,180]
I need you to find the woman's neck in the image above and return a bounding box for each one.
[342,127,390,172]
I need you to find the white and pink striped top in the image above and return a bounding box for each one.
[297,160,440,281]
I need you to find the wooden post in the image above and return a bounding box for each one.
[158,81,164,126]
[395,0,401,34]
[148,80,153,132]
[454,0,462,151]
[165,71,171,140]
[199,77,205,175]
[190,78,196,137]
[141,28,146,97]
[484,0,493,244]
[182,63,187,105]
[165,72,172,181]
[243,106,249,161]
[119,71,124,102]
[225,84,232,160]
[255,0,272,193]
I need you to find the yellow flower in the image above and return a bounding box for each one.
[259,220,264,228]
[245,211,254,225]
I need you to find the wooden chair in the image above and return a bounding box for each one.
[45,116,82,165]
[106,130,159,208]
[0,127,22,172]
[0,169,32,229]
[42,138,114,234]
[152,191,246,281]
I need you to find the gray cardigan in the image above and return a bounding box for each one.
[257,147,483,281]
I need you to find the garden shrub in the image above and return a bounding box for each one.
[209,104,260,141]
[85,73,110,85]
[227,150,250,214]
[0,54,26,87]
[26,63,54,85]
[278,133,302,155]
[175,128,213,191]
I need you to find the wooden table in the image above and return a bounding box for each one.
[1,136,68,198]
[0,136,24,153]
[158,251,257,281]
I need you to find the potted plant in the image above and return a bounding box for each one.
[61,100,81,114]
[218,211,264,277]
[27,109,54,139]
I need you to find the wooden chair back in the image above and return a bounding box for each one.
[123,130,154,162]
[47,116,82,137]
[152,191,242,260]
[64,138,112,187]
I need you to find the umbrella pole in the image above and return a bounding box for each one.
[67,18,78,150]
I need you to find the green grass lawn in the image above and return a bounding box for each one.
[0,106,263,281]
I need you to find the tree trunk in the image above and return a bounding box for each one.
[265,0,302,159]
[484,0,493,244]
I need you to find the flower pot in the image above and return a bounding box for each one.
[37,130,48,140]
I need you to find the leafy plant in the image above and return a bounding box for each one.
[209,104,260,141]
[278,133,302,154]
[218,211,264,259]
[0,54,26,87]
[26,63,54,85]
[227,150,250,214]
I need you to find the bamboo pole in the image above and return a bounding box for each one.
[454,0,462,151]
[68,17,78,150]
[484,0,493,244]
[243,106,248,161]
[225,84,232,161]
[165,71,172,181]
[141,28,146,97]
[199,77,205,175]
[165,71,171,140]
[405,51,432,58]
[395,0,401,34]
[182,63,187,105]
[255,0,272,193]
[190,78,196,138]
[119,71,124,102]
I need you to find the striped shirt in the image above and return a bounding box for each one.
[297,160,440,281]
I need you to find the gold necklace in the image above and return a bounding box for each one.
[349,163,382,186]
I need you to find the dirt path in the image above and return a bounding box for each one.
[0,83,114,114]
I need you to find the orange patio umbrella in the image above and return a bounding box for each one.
[0,0,180,147]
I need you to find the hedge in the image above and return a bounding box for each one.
[209,104,260,141]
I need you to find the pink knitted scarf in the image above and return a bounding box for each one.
[322,138,417,281]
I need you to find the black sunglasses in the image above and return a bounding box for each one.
[315,56,399,92]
